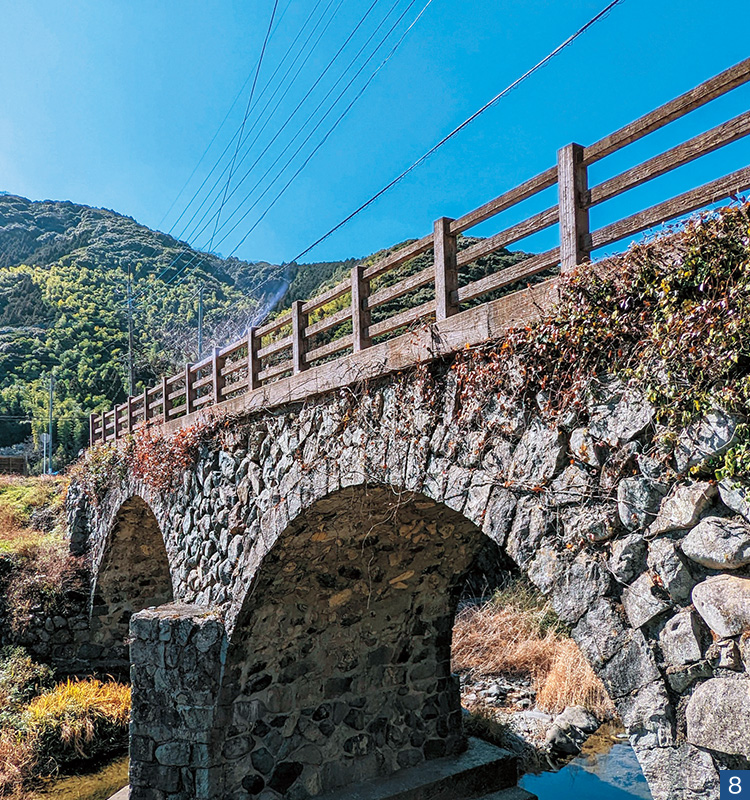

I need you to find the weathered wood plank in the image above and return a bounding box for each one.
[590,165,750,250]
[248,327,260,392]
[306,335,353,364]
[434,217,459,321]
[291,300,307,375]
[302,279,351,315]
[304,305,352,338]
[256,310,292,338]
[362,235,433,281]
[450,167,558,234]
[191,373,214,390]
[457,248,561,303]
[161,377,170,422]
[257,335,292,360]
[589,110,750,207]
[351,264,370,353]
[193,393,213,408]
[366,266,433,310]
[455,206,559,268]
[258,360,293,383]
[368,300,435,339]
[221,377,249,398]
[558,143,590,272]
[584,57,750,164]
[221,357,247,378]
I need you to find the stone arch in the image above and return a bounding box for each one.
[216,484,509,799]
[90,495,174,675]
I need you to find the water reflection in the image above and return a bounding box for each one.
[520,735,652,800]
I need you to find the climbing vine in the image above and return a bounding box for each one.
[451,201,750,476]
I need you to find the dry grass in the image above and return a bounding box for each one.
[0,477,68,541]
[535,638,614,717]
[24,679,131,763]
[0,677,131,796]
[452,580,615,718]
[0,477,80,636]
[0,730,36,798]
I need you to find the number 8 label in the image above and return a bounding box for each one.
[723,772,750,798]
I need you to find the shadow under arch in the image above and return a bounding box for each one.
[90,495,173,677]
[218,484,508,799]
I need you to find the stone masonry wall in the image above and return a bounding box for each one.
[72,362,750,800]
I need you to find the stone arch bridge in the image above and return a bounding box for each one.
[69,339,750,800]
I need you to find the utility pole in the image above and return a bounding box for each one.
[47,374,54,475]
[127,264,135,396]
[197,284,204,359]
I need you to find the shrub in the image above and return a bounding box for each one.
[0,648,53,707]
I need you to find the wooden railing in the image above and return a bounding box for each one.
[90,57,750,444]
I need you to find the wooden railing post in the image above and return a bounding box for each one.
[143,388,150,425]
[184,364,194,415]
[161,377,170,422]
[557,142,590,272]
[114,406,121,440]
[351,264,371,352]
[102,412,108,443]
[126,396,133,435]
[291,300,307,374]
[212,347,224,406]
[247,327,260,391]
[434,217,459,321]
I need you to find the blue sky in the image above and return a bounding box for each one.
[1,0,748,266]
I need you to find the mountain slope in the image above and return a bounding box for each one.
[0,195,309,461]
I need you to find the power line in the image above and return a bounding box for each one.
[224,0,432,260]
[153,0,414,298]
[163,0,432,343]
[131,0,344,302]
[208,0,281,254]
[290,0,626,263]
[136,0,388,303]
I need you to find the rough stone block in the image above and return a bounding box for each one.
[622,573,670,629]
[659,611,704,666]
[687,677,750,758]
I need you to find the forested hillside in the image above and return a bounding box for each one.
[0,195,300,463]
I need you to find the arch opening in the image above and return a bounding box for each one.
[90,496,173,676]
[219,486,504,799]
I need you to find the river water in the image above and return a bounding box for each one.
[29,754,128,800]
[28,729,651,800]
[520,728,653,800]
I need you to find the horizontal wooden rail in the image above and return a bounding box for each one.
[584,57,750,164]
[450,167,558,234]
[302,280,351,315]
[257,335,292,361]
[366,266,434,310]
[305,306,352,338]
[362,235,433,281]
[590,165,750,251]
[368,300,435,339]
[90,58,750,445]
[306,335,353,364]
[457,248,561,304]
[589,110,750,207]
[456,206,559,269]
